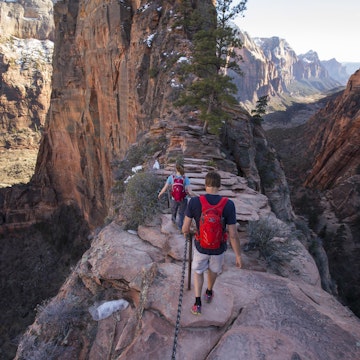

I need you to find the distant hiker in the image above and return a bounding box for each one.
[158,163,196,229]
[182,171,242,316]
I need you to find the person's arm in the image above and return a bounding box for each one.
[185,185,197,197]
[228,224,242,268]
[158,182,169,199]
[182,216,192,235]
[184,177,197,197]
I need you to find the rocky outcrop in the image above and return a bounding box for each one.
[17,222,356,360]
[1,0,359,358]
[230,32,281,107]
[220,105,295,222]
[0,37,53,143]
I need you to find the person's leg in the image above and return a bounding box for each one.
[177,198,187,228]
[170,199,178,223]
[191,248,209,314]
[206,269,217,291]
[194,271,204,298]
[204,253,225,302]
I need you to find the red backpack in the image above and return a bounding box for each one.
[196,195,228,249]
[171,175,187,202]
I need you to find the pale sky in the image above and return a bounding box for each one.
[234,0,360,63]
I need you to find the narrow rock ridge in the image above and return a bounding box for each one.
[15,124,360,360]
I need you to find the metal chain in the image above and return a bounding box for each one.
[171,235,189,360]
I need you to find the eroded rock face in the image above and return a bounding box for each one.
[32,0,213,226]
[221,106,295,223]
[304,70,360,191]
[0,0,54,137]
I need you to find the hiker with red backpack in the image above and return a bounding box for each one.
[182,171,242,316]
[158,163,196,229]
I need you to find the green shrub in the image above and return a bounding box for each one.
[149,67,159,78]
[119,171,163,230]
[114,136,168,184]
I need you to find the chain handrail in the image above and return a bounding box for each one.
[171,233,191,360]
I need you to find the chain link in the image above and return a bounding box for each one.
[171,234,190,360]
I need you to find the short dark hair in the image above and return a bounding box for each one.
[205,171,221,188]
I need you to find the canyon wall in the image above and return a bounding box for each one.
[31,0,212,226]
[266,70,360,317]
[303,70,360,313]
[304,70,360,191]
[0,0,54,188]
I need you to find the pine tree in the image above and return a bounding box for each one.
[176,0,247,134]
[251,95,269,124]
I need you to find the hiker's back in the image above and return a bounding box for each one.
[171,175,186,202]
[197,195,228,249]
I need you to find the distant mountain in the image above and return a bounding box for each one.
[321,58,349,85]
[342,62,360,76]
[231,30,345,112]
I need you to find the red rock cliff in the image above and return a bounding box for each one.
[33,0,211,226]
[304,70,360,190]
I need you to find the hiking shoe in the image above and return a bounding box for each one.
[204,291,214,303]
[191,304,201,315]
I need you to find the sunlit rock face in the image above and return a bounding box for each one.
[0,0,54,190]
[32,0,216,226]
[0,0,54,40]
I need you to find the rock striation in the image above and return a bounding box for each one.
[31,0,207,226]
[0,0,54,40]
[304,70,360,191]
